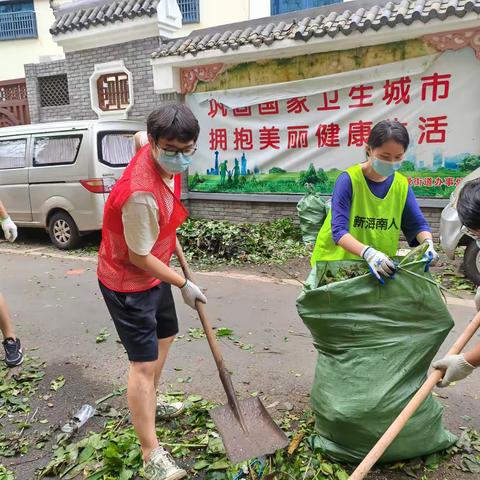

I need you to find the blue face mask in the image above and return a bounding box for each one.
[157,151,191,174]
[371,157,402,177]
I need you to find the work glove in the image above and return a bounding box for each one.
[180,280,207,310]
[422,238,439,271]
[1,216,17,243]
[475,287,480,312]
[432,354,476,387]
[361,246,396,284]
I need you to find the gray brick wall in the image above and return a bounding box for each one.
[185,198,443,239]
[422,207,441,238]
[25,59,70,124]
[39,105,74,122]
[25,37,179,124]
[64,36,177,122]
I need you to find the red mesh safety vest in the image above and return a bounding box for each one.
[97,145,188,292]
[174,174,181,198]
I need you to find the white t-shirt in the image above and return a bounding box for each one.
[139,131,148,147]
[121,174,175,256]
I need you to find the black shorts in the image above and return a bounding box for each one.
[99,281,179,362]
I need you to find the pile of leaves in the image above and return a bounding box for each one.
[0,465,15,479]
[0,356,57,476]
[382,429,480,478]
[0,356,67,470]
[0,356,45,419]
[431,260,476,295]
[177,218,308,265]
[315,262,370,286]
[36,394,350,480]
[34,391,480,480]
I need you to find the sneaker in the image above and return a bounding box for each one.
[143,447,187,480]
[156,399,185,420]
[2,337,23,367]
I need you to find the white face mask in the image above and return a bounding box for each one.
[371,157,403,177]
[155,151,192,175]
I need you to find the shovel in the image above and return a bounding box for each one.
[179,258,289,464]
[349,308,480,480]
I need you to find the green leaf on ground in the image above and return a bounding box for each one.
[96,328,110,344]
[50,376,66,392]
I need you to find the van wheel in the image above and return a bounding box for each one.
[48,212,81,250]
[464,240,480,285]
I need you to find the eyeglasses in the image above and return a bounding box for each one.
[158,146,197,158]
[461,225,480,240]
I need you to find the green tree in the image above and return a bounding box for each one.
[269,167,287,174]
[459,155,480,172]
[189,172,202,189]
[299,163,318,185]
[399,160,415,172]
[317,167,328,185]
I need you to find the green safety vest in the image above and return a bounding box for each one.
[311,164,408,265]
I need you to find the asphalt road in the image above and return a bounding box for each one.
[0,238,479,479]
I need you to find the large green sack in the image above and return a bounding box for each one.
[296,190,328,245]
[297,256,457,463]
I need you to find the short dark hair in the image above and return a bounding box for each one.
[147,104,200,144]
[367,120,410,151]
[457,178,480,230]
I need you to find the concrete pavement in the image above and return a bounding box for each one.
[0,241,479,479]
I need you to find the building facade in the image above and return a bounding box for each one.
[25,0,332,125]
[0,0,65,126]
[22,0,480,234]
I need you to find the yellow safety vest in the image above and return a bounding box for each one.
[311,164,408,265]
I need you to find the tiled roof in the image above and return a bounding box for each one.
[152,0,480,58]
[50,0,160,35]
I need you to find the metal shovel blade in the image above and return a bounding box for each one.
[209,396,289,464]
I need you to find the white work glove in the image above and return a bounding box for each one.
[180,280,207,309]
[422,238,439,271]
[432,354,476,387]
[361,246,396,284]
[1,216,17,243]
[475,287,480,312]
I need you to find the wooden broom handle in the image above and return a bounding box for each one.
[349,309,480,480]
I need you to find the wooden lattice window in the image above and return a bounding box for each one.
[0,81,27,102]
[96,72,130,112]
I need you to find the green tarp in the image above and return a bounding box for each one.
[296,191,328,245]
[297,255,457,463]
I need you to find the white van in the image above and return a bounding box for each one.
[0,120,144,249]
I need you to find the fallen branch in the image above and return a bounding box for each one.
[287,431,305,456]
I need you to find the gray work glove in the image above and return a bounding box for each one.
[1,216,17,243]
[361,246,396,284]
[180,280,207,310]
[432,354,476,387]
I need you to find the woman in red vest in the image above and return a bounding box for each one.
[98,104,206,480]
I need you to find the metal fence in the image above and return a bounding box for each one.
[178,0,200,24]
[0,11,37,41]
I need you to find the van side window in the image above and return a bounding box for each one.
[33,135,82,167]
[0,139,27,169]
[98,132,135,167]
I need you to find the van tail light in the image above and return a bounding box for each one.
[80,178,116,194]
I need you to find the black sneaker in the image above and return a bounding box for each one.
[3,337,24,367]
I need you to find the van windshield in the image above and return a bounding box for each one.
[98,132,136,167]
